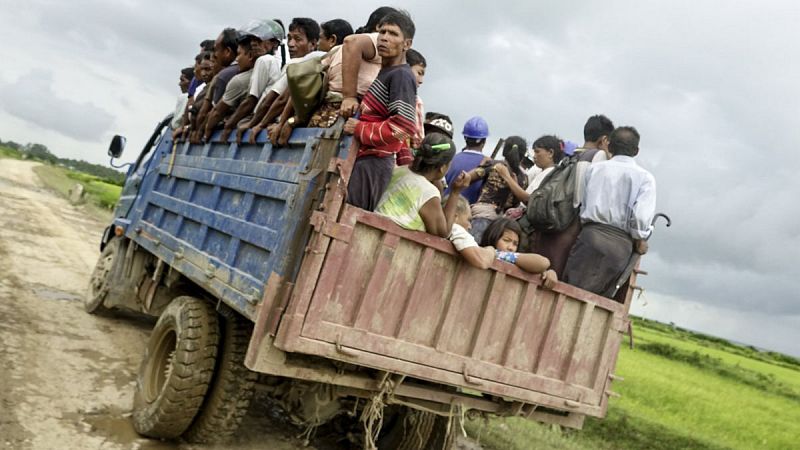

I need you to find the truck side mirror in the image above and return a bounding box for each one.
[108,135,127,158]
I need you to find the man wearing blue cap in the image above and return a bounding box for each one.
[444,116,489,204]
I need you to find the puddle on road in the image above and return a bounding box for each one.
[33,286,82,302]
[65,408,177,450]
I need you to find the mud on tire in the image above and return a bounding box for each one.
[182,312,258,443]
[85,238,120,314]
[132,296,219,439]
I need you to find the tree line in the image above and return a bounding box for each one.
[0,138,125,186]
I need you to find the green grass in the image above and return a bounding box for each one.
[32,164,120,221]
[0,145,23,159]
[465,319,800,450]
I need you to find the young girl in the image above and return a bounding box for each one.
[447,202,557,287]
[480,218,557,285]
[375,133,469,238]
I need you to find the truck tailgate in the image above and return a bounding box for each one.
[274,205,627,418]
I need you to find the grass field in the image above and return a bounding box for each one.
[31,164,121,221]
[465,317,800,450]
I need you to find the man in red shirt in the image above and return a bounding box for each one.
[343,11,418,211]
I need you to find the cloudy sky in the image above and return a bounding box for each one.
[1,0,798,356]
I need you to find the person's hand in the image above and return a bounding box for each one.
[172,127,183,141]
[541,269,558,289]
[344,117,360,135]
[220,127,232,142]
[277,122,294,146]
[249,124,263,145]
[451,171,470,192]
[494,163,511,181]
[505,207,524,220]
[267,123,281,144]
[634,239,649,255]
[340,97,359,118]
[236,122,251,144]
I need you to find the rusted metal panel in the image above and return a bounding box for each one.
[268,205,628,418]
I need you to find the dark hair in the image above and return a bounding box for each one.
[201,51,212,61]
[502,136,527,175]
[411,133,456,174]
[200,39,215,52]
[532,135,565,164]
[378,10,416,39]
[321,19,354,46]
[237,38,256,54]
[609,126,640,157]
[289,17,320,42]
[480,218,524,248]
[584,114,614,143]
[219,28,239,55]
[465,137,485,148]
[180,67,194,79]
[406,48,426,67]
[359,6,398,33]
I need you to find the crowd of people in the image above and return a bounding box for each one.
[168,7,657,300]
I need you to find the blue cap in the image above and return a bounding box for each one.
[462,116,489,139]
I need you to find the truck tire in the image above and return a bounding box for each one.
[85,238,119,313]
[182,313,258,443]
[132,296,219,439]
[377,407,438,450]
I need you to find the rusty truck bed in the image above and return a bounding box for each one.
[247,141,634,423]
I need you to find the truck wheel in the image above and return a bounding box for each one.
[132,296,219,439]
[85,238,119,313]
[377,407,438,450]
[182,313,258,443]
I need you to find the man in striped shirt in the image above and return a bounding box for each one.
[343,11,418,211]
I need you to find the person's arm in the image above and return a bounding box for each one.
[418,173,469,238]
[460,246,496,269]
[631,173,657,240]
[203,102,231,141]
[340,34,377,118]
[264,90,291,126]
[247,91,279,144]
[494,163,530,203]
[269,101,297,146]
[496,250,552,274]
[222,96,257,141]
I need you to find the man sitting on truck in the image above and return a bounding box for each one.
[191,28,240,143]
[343,11,418,211]
[244,18,321,143]
[563,126,656,297]
[220,19,285,142]
[203,34,263,141]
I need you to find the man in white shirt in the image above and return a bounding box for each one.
[563,126,656,298]
[221,19,285,141]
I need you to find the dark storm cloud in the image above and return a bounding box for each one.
[0,71,114,142]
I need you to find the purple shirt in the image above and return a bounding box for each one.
[187,77,201,97]
[444,149,486,204]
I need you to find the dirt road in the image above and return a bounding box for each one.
[0,160,315,450]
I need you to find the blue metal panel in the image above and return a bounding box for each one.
[124,127,352,319]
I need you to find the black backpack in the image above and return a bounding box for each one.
[516,156,580,235]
